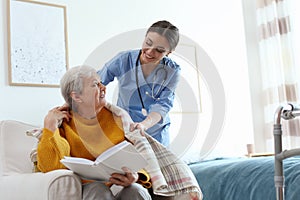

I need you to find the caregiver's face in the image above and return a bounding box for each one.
[140,31,170,65]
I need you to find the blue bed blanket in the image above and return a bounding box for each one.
[189,156,300,200]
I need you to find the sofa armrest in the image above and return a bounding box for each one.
[0,169,82,200]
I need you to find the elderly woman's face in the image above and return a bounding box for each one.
[79,74,106,110]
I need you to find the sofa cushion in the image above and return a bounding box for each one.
[0,169,82,200]
[0,120,38,175]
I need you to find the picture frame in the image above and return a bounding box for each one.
[7,0,69,87]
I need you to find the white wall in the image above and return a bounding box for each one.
[0,0,255,157]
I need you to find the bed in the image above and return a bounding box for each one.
[189,156,300,200]
[188,103,300,200]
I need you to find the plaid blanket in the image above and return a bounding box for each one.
[106,103,202,199]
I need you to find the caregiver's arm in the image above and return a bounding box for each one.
[130,112,162,135]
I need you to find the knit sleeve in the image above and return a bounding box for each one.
[37,128,70,172]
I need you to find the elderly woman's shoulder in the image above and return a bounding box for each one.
[105,102,131,118]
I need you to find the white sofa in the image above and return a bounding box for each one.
[0,120,82,200]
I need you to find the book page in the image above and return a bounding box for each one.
[95,140,129,164]
[61,161,111,181]
[97,141,147,173]
[61,156,94,165]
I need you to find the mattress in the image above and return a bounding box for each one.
[189,156,300,200]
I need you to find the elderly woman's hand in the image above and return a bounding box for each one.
[109,167,139,187]
[44,106,72,132]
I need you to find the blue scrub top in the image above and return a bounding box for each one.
[98,49,181,146]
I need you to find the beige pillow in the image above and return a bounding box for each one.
[0,120,38,175]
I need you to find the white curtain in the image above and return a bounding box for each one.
[256,0,300,151]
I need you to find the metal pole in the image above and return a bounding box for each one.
[274,124,284,200]
[273,103,300,200]
[273,106,284,200]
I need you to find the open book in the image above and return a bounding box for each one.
[60,140,148,181]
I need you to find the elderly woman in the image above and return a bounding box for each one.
[37,65,202,200]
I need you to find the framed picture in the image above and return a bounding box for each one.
[7,0,69,87]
